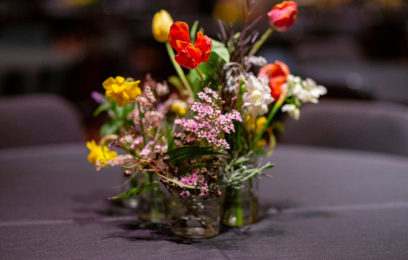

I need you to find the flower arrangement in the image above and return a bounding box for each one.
[87,1,326,238]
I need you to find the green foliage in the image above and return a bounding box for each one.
[211,39,230,63]
[223,153,274,188]
[227,122,251,157]
[168,75,184,93]
[190,20,199,42]
[94,99,134,137]
[93,103,110,117]
[110,182,159,199]
[111,102,133,119]
[267,131,276,156]
[187,38,230,96]
[165,146,227,163]
[100,120,123,137]
[165,122,175,152]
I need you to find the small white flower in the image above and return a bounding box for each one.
[281,104,300,120]
[243,75,274,117]
[156,83,169,96]
[287,75,327,104]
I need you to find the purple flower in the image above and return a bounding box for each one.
[91,91,107,104]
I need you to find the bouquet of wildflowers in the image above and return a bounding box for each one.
[87,1,326,238]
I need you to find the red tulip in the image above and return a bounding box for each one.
[267,1,298,32]
[258,61,290,100]
[169,21,212,69]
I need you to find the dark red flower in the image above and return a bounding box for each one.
[169,21,212,69]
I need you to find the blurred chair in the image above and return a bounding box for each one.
[0,94,84,149]
[279,100,408,156]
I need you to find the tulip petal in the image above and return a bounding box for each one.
[194,31,212,63]
[258,61,290,100]
[169,21,191,51]
[175,45,202,69]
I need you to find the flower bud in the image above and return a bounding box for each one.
[152,10,173,42]
[267,1,298,32]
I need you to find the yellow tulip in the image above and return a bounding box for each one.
[103,76,141,107]
[86,140,117,168]
[152,10,173,43]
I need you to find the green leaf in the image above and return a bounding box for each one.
[165,146,227,163]
[190,20,199,43]
[100,120,123,137]
[110,100,118,115]
[211,39,230,63]
[120,103,134,119]
[93,103,111,117]
[165,122,175,152]
[110,182,158,199]
[267,132,276,157]
[187,69,203,96]
[186,39,229,96]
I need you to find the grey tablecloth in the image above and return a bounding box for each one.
[1,144,408,259]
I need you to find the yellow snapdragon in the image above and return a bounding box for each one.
[86,140,117,168]
[103,76,141,106]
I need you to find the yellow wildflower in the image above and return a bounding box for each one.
[152,10,173,42]
[103,76,141,106]
[171,100,187,116]
[257,139,267,148]
[255,116,267,134]
[245,115,255,131]
[86,140,117,168]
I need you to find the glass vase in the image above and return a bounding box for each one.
[222,178,258,227]
[137,174,169,223]
[120,176,140,209]
[170,195,221,239]
[121,174,169,223]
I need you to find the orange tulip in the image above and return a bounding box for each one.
[258,61,290,100]
[169,21,212,69]
[267,1,298,32]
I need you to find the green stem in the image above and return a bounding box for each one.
[137,102,146,146]
[253,92,287,147]
[235,188,243,226]
[146,174,160,222]
[248,178,257,220]
[248,27,274,56]
[195,67,205,82]
[165,42,194,98]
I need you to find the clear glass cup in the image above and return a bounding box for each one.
[222,178,258,227]
[121,174,169,223]
[170,195,221,239]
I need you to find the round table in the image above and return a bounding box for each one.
[1,143,407,259]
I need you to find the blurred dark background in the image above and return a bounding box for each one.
[0,0,407,154]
